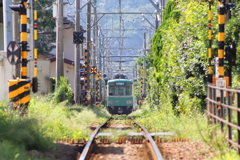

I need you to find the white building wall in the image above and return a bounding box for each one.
[50,61,75,92]
[0,51,15,102]
[49,28,75,61]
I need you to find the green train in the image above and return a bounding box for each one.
[106,79,136,114]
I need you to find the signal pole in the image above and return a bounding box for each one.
[56,0,64,84]
[9,0,31,110]
[218,0,225,79]
[207,0,213,83]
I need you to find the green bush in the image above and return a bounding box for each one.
[47,76,72,104]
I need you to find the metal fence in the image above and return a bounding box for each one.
[207,84,240,150]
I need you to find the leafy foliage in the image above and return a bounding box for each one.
[226,2,240,88]
[47,76,73,104]
[148,0,240,113]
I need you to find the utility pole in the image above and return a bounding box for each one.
[143,32,147,96]
[86,0,93,105]
[56,0,64,85]
[74,0,81,104]
[12,0,20,78]
[93,0,99,104]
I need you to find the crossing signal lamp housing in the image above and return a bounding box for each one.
[73,31,84,44]
[225,43,237,66]
[32,77,38,93]
[9,0,27,14]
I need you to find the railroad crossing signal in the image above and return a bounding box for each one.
[9,0,27,14]
[73,31,84,44]
[7,41,21,65]
[90,66,97,74]
[96,72,101,79]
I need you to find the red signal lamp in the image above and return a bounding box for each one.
[208,24,213,27]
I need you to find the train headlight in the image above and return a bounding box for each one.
[126,101,132,104]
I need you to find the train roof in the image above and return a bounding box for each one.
[107,79,133,84]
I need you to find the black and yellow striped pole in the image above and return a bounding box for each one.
[84,50,90,105]
[9,0,31,109]
[20,0,28,79]
[218,0,225,78]
[207,0,213,83]
[216,0,227,122]
[96,72,101,107]
[32,0,38,93]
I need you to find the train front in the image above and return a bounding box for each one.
[107,79,134,114]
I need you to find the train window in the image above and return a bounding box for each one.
[108,82,132,96]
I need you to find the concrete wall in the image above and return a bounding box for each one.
[50,28,75,60]
[28,59,52,94]
[0,51,15,102]
[49,27,76,92]
[50,61,75,92]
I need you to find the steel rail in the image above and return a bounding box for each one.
[131,118,164,160]
[78,116,112,160]
[79,116,163,160]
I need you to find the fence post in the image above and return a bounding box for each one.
[237,88,240,152]
[220,87,224,130]
[228,87,232,145]
[209,84,214,124]
[207,84,210,124]
[213,84,217,124]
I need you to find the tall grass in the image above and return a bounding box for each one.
[29,95,110,141]
[0,101,52,160]
[131,104,240,159]
[0,77,110,160]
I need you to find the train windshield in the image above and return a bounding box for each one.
[109,82,132,96]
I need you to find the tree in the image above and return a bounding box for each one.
[36,0,56,54]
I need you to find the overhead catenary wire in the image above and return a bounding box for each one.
[67,0,75,5]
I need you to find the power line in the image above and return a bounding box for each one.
[67,0,75,5]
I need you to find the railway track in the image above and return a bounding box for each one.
[78,116,164,160]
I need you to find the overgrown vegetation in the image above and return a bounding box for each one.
[0,77,109,159]
[47,76,73,104]
[132,0,240,159]
[131,105,240,159]
[148,0,240,113]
